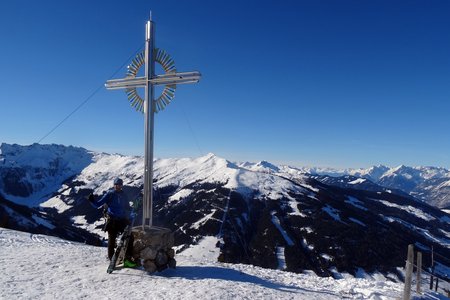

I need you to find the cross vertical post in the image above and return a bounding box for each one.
[143,20,155,228]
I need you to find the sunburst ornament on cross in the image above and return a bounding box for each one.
[105,17,201,228]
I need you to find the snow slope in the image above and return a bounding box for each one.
[0,228,423,300]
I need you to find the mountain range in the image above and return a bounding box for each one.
[238,161,450,209]
[1,142,450,279]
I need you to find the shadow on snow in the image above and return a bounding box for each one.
[155,265,340,297]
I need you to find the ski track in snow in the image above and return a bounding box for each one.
[271,211,294,246]
[1,228,434,300]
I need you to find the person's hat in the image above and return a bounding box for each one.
[113,178,123,185]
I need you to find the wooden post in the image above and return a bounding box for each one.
[403,244,414,300]
[416,251,422,294]
[430,272,434,290]
[430,246,434,290]
[435,277,439,292]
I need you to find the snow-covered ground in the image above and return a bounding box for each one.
[1,228,444,300]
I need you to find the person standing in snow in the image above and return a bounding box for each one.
[89,177,136,267]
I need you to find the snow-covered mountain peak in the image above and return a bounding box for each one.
[153,154,305,200]
[357,165,390,181]
[202,152,218,159]
[0,143,92,170]
[0,143,94,205]
[193,152,233,167]
[255,160,280,172]
[415,166,450,180]
[379,165,437,183]
[382,165,413,178]
[238,160,281,174]
[75,152,144,194]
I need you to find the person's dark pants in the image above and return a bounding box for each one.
[107,217,134,261]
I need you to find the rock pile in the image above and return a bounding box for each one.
[131,226,176,273]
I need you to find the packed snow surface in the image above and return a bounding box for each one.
[1,228,432,300]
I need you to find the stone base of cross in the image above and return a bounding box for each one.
[130,226,175,273]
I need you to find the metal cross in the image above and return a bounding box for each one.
[105,18,201,228]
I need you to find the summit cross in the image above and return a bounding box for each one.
[105,18,201,228]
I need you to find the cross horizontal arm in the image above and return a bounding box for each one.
[105,77,147,90]
[150,71,201,85]
[105,71,201,90]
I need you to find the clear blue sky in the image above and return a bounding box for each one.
[1,0,449,168]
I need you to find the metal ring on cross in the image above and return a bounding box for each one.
[125,49,177,113]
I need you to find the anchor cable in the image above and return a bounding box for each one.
[37,44,145,144]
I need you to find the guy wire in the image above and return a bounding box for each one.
[37,44,145,144]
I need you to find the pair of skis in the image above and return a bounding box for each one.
[107,214,136,274]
